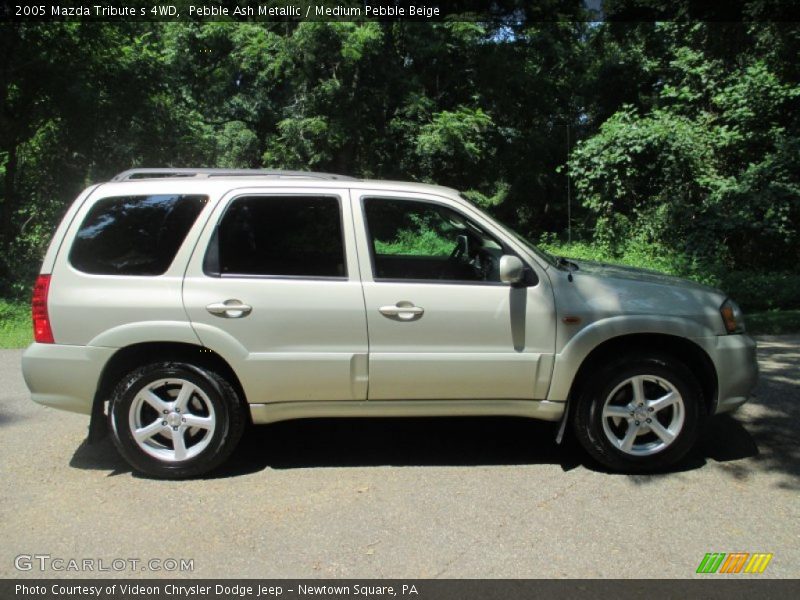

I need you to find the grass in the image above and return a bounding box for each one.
[0,300,31,349]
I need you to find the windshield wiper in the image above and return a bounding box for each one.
[557,256,579,282]
[557,256,579,271]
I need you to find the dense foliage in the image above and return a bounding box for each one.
[567,22,800,305]
[1,17,798,309]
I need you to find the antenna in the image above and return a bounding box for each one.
[566,123,572,245]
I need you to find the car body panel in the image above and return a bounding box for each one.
[45,181,219,346]
[22,343,115,414]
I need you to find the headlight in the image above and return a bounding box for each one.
[720,299,745,334]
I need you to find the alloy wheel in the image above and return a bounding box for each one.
[128,378,216,462]
[600,375,685,456]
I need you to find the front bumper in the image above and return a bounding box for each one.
[696,333,758,415]
[21,343,116,415]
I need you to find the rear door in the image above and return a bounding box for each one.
[182,187,369,403]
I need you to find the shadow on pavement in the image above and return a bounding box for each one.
[724,337,800,490]
[69,417,587,478]
[68,337,799,485]
[68,413,759,481]
[69,437,131,476]
[223,417,584,476]
[0,410,23,428]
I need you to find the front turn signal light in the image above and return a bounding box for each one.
[720,299,745,334]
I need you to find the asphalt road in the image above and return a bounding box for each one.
[1,337,798,579]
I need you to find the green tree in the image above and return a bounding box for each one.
[569,22,800,274]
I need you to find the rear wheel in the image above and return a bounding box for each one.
[109,362,245,479]
[573,355,704,472]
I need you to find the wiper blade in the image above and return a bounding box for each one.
[557,256,579,271]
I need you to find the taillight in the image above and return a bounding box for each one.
[32,274,54,344]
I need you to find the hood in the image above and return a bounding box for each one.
[566,258,722,295]
[550,257,730,338]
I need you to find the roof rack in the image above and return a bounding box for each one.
[110,168,357,182]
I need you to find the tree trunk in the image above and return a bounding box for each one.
[1,141,17,253]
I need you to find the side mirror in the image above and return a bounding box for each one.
[499,255,525,285]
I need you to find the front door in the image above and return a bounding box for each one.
[352,192,556,401]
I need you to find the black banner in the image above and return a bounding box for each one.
[3,579,800,600]
[2,0,800,23]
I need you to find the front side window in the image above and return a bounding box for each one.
[209,195,345,278]
[363,197,505,283]
[70,194,208,276]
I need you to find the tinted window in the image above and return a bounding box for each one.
[213,196,345,278]
[70,195,207,275]
[364,197,505,283]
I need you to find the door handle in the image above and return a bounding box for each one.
[206,299,252,318]
[379,302,424,320]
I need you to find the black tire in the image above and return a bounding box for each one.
[572,355,704,473]
[108,362,246,479]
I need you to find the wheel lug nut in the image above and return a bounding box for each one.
[181,418,186,422]
[646,418,652,423]
[648,407,654,412]
[176,408,180,412]
[162,420,167,426]
[163,410,168,414]
[635,421,640,426]
[172,426,178,431]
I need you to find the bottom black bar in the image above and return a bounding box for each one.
[2,579,800,600]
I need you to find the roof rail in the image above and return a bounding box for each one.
[110,168,357,182]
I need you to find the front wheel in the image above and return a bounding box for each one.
[109,362,245,479]
[573,356,704,472]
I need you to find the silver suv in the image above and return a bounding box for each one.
[22,168,758,478]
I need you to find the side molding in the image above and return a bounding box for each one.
[249,399,566,424]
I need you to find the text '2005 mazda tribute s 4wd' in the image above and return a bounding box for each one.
[22,168,758,478]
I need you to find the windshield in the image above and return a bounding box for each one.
[504,224,559,266]
[457,194,557,266]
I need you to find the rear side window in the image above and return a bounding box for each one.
[207,195,345,278]
[70,195,207,275]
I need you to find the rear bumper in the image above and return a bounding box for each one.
[697,334,758,415]
[21,343,115,415]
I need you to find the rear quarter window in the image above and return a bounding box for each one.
[69,194,208,275]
